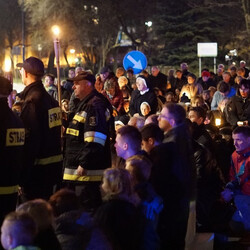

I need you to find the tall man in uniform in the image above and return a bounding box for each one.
[0,76,25,223]
[63,71,113,210]
[17,56,63,200]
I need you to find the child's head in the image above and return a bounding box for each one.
[125,155,152,186]
[17,199,53,231]
[101,168,133,200]
[1,212,37,250]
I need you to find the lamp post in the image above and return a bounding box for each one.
[3,58,13,108]
[52,25,62,107]
[22,0,25,61]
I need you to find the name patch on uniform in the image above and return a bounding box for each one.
[48,107,62,128]
[66,128,79,136]
[6,128,25,146]
[73,111,87,123]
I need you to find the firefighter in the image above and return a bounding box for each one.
[0,76,25,223]
[17,57,63,200]
[63,71,113,211]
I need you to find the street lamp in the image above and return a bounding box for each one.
[51,25,62,106]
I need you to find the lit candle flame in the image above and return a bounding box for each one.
[215,118,221,126]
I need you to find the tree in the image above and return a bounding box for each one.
[20,0,120,72]
[150,0,247,69]
[19,0,157,73]
[0,0,22,71]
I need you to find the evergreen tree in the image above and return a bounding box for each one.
[151,0,246,69]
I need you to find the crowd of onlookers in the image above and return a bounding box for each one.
[3,60,250,250]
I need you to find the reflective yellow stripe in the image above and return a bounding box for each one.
[73,114,86,123]
[48,107,62,128]
[6,128,25,146]
[63,174,102,182]
[63,168,104,182]
[64,168,104,176]
[66,128,79,136]
[34,154,63,165]
[84,131,107,146]
[0,185,18,195]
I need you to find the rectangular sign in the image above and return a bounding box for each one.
[197,43,218,57]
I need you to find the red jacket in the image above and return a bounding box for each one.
[102,88,124,114]
[229,147,250,195]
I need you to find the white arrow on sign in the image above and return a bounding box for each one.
[127,55,143,70]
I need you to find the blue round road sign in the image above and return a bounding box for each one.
[123,50,147,75]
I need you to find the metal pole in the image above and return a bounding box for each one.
[54,38,62,107]
[214,57,216,74]
[22,0,25,61]
[199,57,201,77]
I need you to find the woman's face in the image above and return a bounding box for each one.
[187,76,195,84]
[140,103,150,116]
[239,85,250,98]
[136,78,147,92]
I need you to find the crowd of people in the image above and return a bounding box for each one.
[1,56,250,250]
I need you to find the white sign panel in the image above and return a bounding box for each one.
[197,43,218,57]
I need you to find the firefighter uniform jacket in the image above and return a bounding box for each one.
[0,98,25,194]
[20,81,63,187]
[63,89,113,182]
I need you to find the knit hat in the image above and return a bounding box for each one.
[201,71,210,78]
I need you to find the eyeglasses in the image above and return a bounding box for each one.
[159,114,172,121]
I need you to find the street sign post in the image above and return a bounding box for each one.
[197,43,218,76]
[123,50,147,75]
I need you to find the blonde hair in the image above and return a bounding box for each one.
[102,168,133,201]
[118,76,128,88]
[125,155,152,184]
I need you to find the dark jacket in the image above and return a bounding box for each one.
[20,81,62,187]
[162,123,195,199]
[55,210,111,250]
[129,89,158,117]
[94,198,143,250]
[34,226,62,250]
[0,98,24,189]
[173,76,187,91]
[226,94,250,126]
[149,124,194,249]
[192,123,215,155]
[47,85,58,101]
[192,140,224,231]
[63,89,113,183]
[149,72,168,94]
[197,78,216,90]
